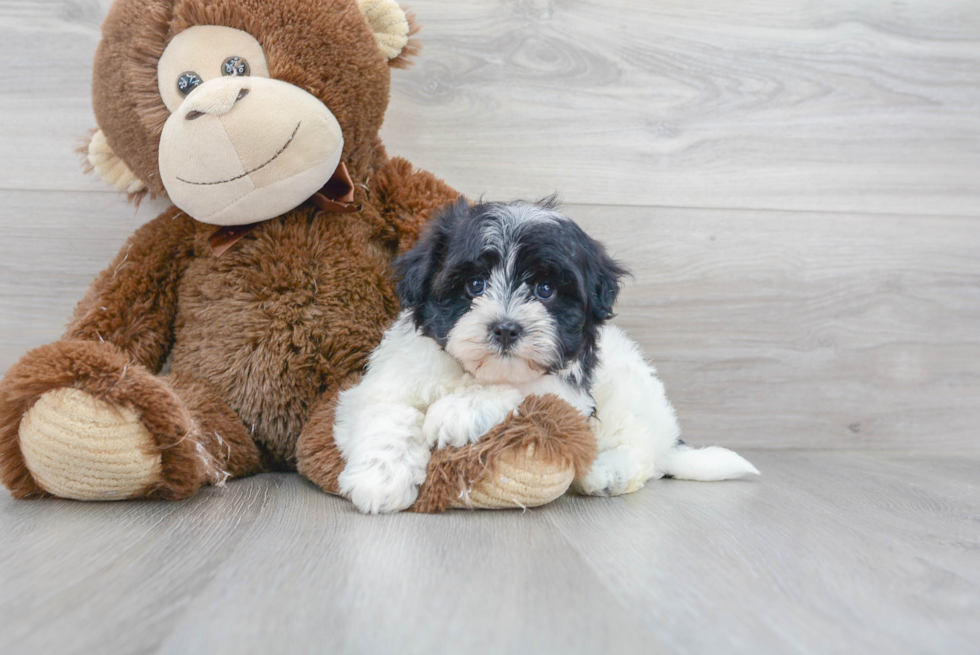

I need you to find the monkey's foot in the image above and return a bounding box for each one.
[412,394,598,513]
[451,443,576,509]
[20,388,162,500]
[0,340,214,501]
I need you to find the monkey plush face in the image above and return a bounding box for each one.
[156,25,345,225]
[87,0,418,226]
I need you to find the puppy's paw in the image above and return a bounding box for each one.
[573,446,645,497]
[421,395,485,448]
[339,459,420,514]
[423,388,523,449]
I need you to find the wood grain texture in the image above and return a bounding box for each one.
[1,451,977,654]
[546,450,980,654]
[0,0,107,194]
[1,1,979,215]
[2,191,976,450]
[386,0,980,215]
[569,204,980,451]
[0,191,173,373]
[381,0,980,215]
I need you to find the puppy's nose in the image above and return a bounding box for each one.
[491,322,523,349]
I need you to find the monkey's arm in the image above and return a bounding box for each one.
[369,156,461,253]
[64,207,199,373]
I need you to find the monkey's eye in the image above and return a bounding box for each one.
[534,281,555,301]
[177,71,203,96]
[466,278,486,298]
[222,56,250,77]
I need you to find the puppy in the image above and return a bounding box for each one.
[333,199,759,513]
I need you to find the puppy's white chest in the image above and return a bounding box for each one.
[449,366,594,418]
[517,375,594,417]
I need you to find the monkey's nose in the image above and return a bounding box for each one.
[181,78,251,121]
[491,322,523,349]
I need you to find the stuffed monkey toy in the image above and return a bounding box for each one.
[0,0,596,511]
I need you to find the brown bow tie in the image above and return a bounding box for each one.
[208,162,361,257]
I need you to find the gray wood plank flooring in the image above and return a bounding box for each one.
[3,1,979,215]
[1,451,977,655]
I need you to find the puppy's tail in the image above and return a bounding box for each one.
[661,442,760,481]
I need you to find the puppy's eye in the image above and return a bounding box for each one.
[534,281,555,301]
[466,278,486,297]
[222,56,250,77]
[177,71,203,96]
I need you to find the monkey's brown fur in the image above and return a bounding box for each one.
[0,0,593,510]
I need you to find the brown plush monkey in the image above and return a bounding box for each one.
[0,0,595,511]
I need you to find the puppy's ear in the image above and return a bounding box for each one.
[394,198,468,308]
[587,244,628,322]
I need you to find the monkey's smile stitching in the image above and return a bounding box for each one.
[177,122,301,185]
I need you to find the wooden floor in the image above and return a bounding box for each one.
[1,1,978,653]
[1,451,978,654]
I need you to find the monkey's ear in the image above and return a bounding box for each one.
[358,0,421,68]
[86,129,147,195]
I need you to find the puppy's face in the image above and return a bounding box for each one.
[395,200,626,387]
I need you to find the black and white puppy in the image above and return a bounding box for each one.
[333,199,758,513]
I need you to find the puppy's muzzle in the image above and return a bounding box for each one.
[490,321,523,350]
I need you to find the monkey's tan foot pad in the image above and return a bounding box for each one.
[19,388,162,500]
[451,444,574,509]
